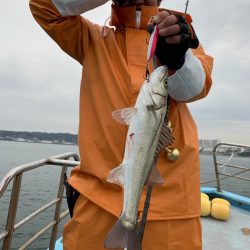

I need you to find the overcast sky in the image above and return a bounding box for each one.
[0,0,250,144]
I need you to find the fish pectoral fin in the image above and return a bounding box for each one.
[107,165,125,187]
[104,219,141,249]
[112,107,137,125]
[146,166,164,186]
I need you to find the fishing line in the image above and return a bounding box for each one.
[220,153,234,174]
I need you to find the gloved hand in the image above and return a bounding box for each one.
[153,11,199,70]
[113,0,125,4]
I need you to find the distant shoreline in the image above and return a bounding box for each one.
[0,138,77,146]
[0,130,78,145]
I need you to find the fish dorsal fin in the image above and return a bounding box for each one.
[155,122,174,155]
[107,165,124,187]
[112,107,137,125]
[146,159,164,186]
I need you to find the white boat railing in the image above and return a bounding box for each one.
[201,142,250,192]
[1,143,249,249]
[0,152,80,250]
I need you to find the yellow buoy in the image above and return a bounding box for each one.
[201,193,209,200]
[211,198,230,208]
[211,203,230,221]
[201,196,211,216]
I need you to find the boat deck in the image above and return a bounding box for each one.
[53,206,250,250]
[202,206,250,249]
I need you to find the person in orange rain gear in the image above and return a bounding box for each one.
[30,0,213,249]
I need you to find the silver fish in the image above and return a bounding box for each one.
[104,66,172,249]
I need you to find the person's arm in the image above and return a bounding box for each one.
[51,0,108,16]
[29,0,108,64]
[167,46,213,102]
[154,10,213,102]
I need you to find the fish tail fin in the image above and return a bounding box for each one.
[127,227,142,250]
[104,219,127,248]
[104,219,141,249]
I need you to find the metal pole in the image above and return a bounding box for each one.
[49,166,68,249]
[2,174,22,250]
[212,144,222,192]
[48,154,79,249]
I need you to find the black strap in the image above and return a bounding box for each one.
[63,173,80,218]
[139,186,153,242]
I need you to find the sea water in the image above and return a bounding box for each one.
[0,140,249,249]
[0,141,78,250]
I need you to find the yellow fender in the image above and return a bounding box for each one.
[200,193,211,217]
[211,198,231,221]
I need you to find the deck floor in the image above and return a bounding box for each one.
[55,207,250,250]
[202,206,250,250]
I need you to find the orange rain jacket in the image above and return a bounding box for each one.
[30,0,213,220]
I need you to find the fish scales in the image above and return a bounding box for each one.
[123,104,165,223]
[105,66,172,249]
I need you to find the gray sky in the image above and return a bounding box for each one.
[0,0,250,144]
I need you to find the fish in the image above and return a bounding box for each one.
[104,65,173,249]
